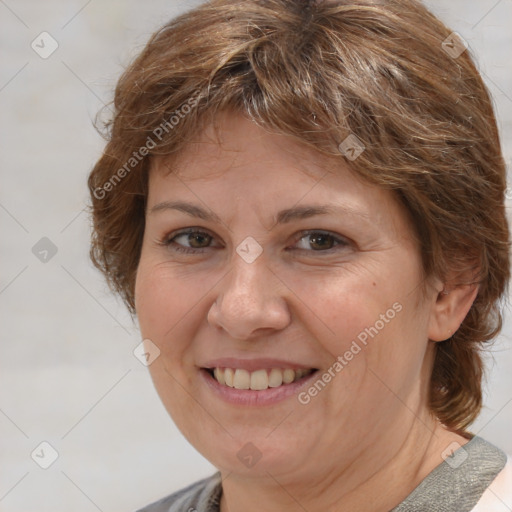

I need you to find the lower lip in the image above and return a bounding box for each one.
[200,368,319,406]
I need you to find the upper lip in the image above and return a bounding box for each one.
[200,357,318,372]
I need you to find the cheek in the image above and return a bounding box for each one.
[287,255,428,386]
[280,263,404,354]
[134,262,207,423]
[135,261,205,371]
[136,260,203,335]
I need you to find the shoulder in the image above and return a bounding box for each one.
[136,472,222,512]
[391,436,510,512]
[470,455,512,512]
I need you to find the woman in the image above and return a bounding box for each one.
[88,0,512,510]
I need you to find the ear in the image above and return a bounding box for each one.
[428,280,480,342]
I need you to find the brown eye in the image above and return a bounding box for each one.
[164,229,218,254]
[308,233,336,250]
[294,231,349,252]
[182,232,212,248]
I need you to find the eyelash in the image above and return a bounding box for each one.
[159,228,350,255]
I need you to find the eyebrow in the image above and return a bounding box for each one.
[149,200,370,224]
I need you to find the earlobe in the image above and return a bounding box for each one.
[428,283,480,342]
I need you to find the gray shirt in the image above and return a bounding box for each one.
[137,436,507,512]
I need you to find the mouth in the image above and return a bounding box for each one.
[203,367,318,391]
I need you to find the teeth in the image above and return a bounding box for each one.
[213,368,225,386]
[268,368,283,388]
[250,369,268,391]
[210,367,314,390]
[282,368,295,384]
[233,369,250,389]
[224,368,234,387]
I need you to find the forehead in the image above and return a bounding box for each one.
[154,113,336,182]
[149,115,372,223]
[146,113,418,247]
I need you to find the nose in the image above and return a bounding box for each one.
[207,256,291,340]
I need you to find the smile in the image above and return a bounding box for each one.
[206,367,317,390]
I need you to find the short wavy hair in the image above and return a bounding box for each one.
[88,0,510,434]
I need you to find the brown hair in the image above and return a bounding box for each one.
[88,0,510,434]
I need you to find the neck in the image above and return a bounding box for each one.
[219,418,469,512]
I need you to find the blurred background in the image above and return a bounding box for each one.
[1,1,511,510]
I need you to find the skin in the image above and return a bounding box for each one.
[135,112,479,511]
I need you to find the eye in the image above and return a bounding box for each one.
[162,228,220,254]
[291,230,349,252]
[159,228,350,255]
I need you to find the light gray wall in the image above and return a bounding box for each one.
[1,1,511,510]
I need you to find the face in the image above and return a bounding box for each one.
[135,113,440,484]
